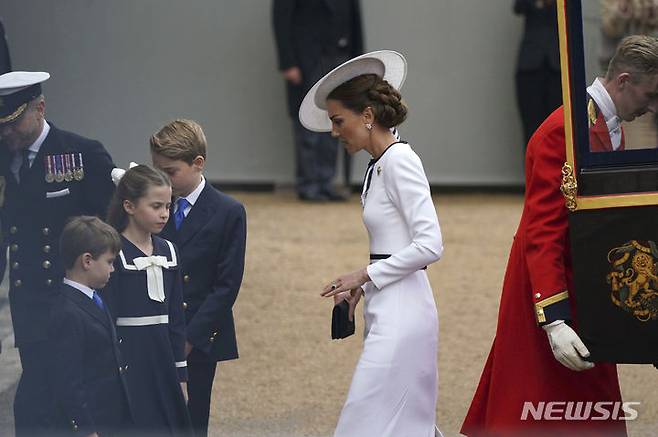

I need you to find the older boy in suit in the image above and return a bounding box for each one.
[151,119,246,437]
[48,216,132,437]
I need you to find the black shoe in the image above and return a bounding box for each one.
[322,189,347,202]
[298,192,329,202]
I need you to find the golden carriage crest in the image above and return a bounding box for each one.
[607,240,658,322]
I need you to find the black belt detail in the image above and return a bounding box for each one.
[369,253,427,270]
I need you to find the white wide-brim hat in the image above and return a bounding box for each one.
[299,50,407,132]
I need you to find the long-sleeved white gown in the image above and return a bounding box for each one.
[334,141,443,437]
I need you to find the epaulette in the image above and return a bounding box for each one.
[587,98,598,127]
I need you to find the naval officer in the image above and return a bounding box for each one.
[0,71,116,435]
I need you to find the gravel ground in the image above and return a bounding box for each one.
[1,192,657,437]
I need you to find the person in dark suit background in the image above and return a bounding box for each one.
[48,216,133,437]
[272,0,363,201]
[151,119,246,437]
[0,18,12,289]
[0,18,10,74]
[0,71,116,436]
[514,0,562,147]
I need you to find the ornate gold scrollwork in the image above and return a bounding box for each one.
[560,162,578,211]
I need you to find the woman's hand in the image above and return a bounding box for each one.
[334,288,364,322]
[321,268,370,297]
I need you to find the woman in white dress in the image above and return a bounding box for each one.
[299,51,444,437]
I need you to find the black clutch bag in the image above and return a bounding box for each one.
[331,300,355,339]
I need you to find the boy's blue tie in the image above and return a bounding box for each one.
[174,198,190,230]
[92,291,105,311]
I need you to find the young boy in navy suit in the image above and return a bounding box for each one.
[47,216,132,437]
[150,119,246,437]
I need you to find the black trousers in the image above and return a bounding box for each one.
[515,62,562,147]
[292,119,340,197]
[14,342,55,437]
[288,52,350,197]
[187,350,218,437]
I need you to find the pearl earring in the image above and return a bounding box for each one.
[366,123,372,130]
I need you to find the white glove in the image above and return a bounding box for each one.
[110,162,139,186]
[543,320,595,371]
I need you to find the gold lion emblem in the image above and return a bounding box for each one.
[607,240,658,321]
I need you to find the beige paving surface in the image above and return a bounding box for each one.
[208,192,658,437]
[1,192,657,436]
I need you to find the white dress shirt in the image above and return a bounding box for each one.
[587,78,622,150]
[11,121,50,181]
[62,277,95,300]
[174,176,205,218]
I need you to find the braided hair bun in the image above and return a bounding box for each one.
[327,74,407,128]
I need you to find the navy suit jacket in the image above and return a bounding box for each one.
[0,123,115,346]
[47,284,132,436]
[272,0,363,115]
[160,182,246,362]
[514,0,560,72]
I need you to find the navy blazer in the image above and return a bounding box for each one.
[160,183,246,362]
[0,123,115,346]
[47,283,132,436]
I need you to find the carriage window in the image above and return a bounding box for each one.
[565,1,658,193]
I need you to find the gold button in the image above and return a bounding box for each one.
[43,245,51,253]
[14,279,22,287]
[10,244,18,252]
[42,260,51,269]
[183,275,191,283]
[535,293,541,299]
[9,226,17,234]
[11,262,19,270]
[46,279,53,286]
[182,302,188,310]
[42,227,50,236]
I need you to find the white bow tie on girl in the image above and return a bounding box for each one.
[132,255,169,302]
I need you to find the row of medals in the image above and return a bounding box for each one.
[44,153,85,183]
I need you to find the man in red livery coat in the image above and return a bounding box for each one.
[588,97,625,152]
[462,35,658,437]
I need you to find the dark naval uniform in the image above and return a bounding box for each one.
[0,72,116,435]
[1,124,115,344]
